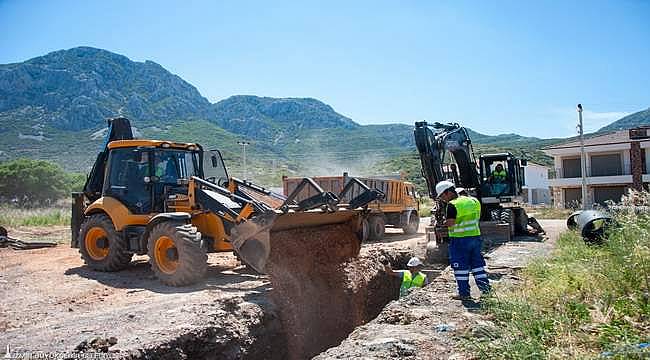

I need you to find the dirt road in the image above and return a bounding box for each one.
[0,222,427,358]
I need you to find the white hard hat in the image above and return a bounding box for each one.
[407,257,423,267]
[456,187,467,194]
[435,181,455,198]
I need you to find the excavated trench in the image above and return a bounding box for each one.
[126,225,417,360]
[266,223,412,360]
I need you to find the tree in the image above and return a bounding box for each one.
[0,159,73,207]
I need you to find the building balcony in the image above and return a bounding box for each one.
[548,168,633,187]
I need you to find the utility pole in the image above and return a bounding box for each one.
[237,141,250,180]
[577,104,588,209]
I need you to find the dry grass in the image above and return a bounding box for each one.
[0,204,70,227]
[0,203,71,244]
[468,192,650,359]
[526,206,574,220]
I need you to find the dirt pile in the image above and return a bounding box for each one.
[266,223,399,359]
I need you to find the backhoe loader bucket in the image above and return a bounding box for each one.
[230,210,362,273]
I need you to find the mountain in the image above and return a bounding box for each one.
[213,95,358,141]
[1,46,642,187]
[597,108,650,133]
[0,47,213,131]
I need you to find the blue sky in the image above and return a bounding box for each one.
[1,0,648,138]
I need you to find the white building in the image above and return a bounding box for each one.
[523,162,550,204]
[542,127,650,208]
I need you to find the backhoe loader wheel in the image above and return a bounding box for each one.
[368,215,385,241]
[402,212,419,235]
[78,214,132,271]
[147,221,207,286]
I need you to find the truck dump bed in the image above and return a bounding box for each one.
[282,174,419,214]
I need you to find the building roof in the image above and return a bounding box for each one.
[543,128,650,150]
[526,162,549,169]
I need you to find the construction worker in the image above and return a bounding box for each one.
[384,257,428,297]
[489,164,507,183]
[455,187,468,196]
[436,180,491,300]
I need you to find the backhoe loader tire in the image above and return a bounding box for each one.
[402,212,419,235]
[147,221,207,286]
[368,215,385,241]
[78,214,132,272]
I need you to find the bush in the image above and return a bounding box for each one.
[0,158,83,207]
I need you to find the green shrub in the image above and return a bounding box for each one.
[0,158,83,207]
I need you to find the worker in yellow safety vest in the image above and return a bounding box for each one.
[489,164,507,183]
[436,180,491,301]
[384,257,429,297]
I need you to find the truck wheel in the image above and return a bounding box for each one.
[78,213,132,271]
[147,221,207,286]
[357,218,369,242]
[367,215,385,241]
[402,212,419,235]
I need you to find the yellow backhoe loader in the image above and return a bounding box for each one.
[71,118,383,286]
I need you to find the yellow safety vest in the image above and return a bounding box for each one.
[400,271,427,297]
[448,196,481,238]
[493,169,507,182]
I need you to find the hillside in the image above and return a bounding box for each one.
[5,46,643,188]
[0,47,213,131]
[597,108,650,132]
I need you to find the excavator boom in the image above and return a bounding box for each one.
[414,121,480,198]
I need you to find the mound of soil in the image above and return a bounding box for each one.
[266,223,397,359]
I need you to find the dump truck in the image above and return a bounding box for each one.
[71,117,383,286]
[283,173,420,241]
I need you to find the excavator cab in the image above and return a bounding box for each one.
[478,153,526,204]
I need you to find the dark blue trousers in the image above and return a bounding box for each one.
[448,235,491,296]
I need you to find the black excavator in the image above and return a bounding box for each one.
[414,121,543,243]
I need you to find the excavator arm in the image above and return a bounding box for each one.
[413,121,480,198]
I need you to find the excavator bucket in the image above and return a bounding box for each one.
[230,210,362,273]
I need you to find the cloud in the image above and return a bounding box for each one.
[555,108,631,137]
[581,111,631,132]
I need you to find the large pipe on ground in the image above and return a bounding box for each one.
[567,210,614,243]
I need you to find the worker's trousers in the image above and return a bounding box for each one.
[448,235,491,297]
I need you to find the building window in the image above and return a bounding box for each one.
[562,158,582,178]
[590,154,622,176]
[593,186,626,205]
[563,188,582,209]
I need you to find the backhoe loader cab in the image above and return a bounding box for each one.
[72,117,380,286]
[203,149,230,187]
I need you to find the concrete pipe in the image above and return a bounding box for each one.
[567,210,615,243]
